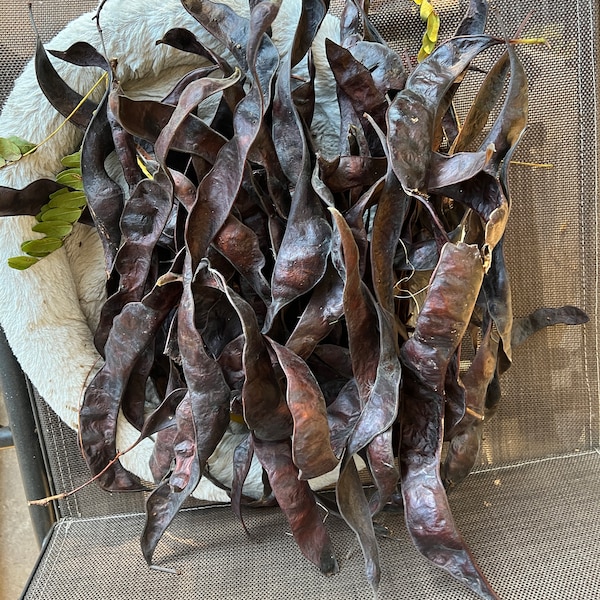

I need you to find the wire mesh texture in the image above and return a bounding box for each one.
[355,0,600,463]
[0,1,99,107]
[23,453,600,599]
[0,0,599,599]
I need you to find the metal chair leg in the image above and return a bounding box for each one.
[0,327,56,546]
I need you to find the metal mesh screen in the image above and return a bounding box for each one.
[0,1,99,110]
[329,0,600,464]
[319,0,600,465]
[23,452,600,599]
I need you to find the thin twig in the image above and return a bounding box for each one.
[149,565,182,575]
[27,2,41,39]
[93,0,110,64]
[28,436,140,506]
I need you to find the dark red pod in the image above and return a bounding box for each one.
[399,242,497,598]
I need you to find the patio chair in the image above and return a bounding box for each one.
[1,1,598,598]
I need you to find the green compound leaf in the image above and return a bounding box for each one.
[420,0,433,20]
[7,256,40,270]
[39,207,83,223]
[48,189,87,209]
[8,131,85,269]
[413,0,439,62]
[20,237,64,257]
[7,136,36,154]
[0,136,36,168]
[60,151,82,169]
[55,169,84,190]
[0,138,22,162]
[31,221,74,237]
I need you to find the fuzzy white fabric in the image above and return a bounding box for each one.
[0,0,345,502]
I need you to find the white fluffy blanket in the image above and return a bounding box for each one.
[0,0,344,502]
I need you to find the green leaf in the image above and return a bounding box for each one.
[31,221,74,237]
[48,190,87,209]
[426,13,440,42]
[48,187,71,200]
[8,256,40,270]
[60,151,81,169]
[421,32,436,54]
[55,169,84,190]
[420,1,433,20]
[10,147,84,271]
[21,237,64,257]
[6,136,36,155]
[0,137,22,162]
[35,204,52,222]
[39,207,82,223]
